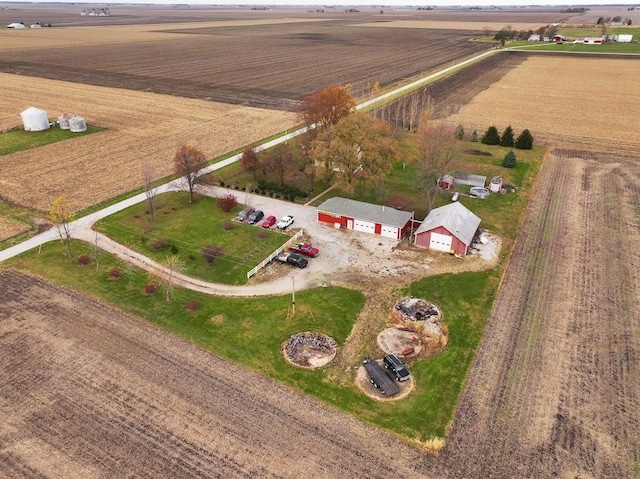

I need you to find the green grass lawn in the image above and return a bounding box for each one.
[6,239,497,441]
[0,126,100,156]
[95,192,288,285]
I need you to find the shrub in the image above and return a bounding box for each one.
[219,180,226,187]
[201,245,223,266]
[222,221,234,231]
[471,130,478,142]
[169,243,179,255]
[186,300,199,311]
[217,193,238,212]
[147,236,169,251]
[77,255,90,265]
[481,126,500,145]
[144,283,157,295]
[502,150,517,168]
[500,125,514,147]
[515,129,534,149]
[108,267,122,279]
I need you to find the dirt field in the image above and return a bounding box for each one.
[0,16,495,110]
[0,268,432,479]
[429,150,640,477]
[447,53,640,155]
[0,217,28,242]
[0,74,296,213]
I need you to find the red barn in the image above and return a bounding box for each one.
[414,202,480,256]
[317,197,413,240]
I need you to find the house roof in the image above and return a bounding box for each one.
[317,197,413,228]
[415,202,481,246]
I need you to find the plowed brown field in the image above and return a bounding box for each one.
[0,74,296,213]
[431,150,640,477]
[0,269,430,479]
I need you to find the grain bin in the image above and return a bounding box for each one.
[58,113,72,129]
[69,116,87,133]
[20,106,49,131]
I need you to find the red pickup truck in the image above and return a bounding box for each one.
[289,242,319,258]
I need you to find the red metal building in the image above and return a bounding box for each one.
[414,202,481,256]
[317,197,413,240]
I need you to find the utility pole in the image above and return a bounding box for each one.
[291,276,296,317]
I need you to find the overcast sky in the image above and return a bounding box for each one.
[11,1,637,6]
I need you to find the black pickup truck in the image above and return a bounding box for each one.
[276,252,308,269]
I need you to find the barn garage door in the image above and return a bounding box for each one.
[380,225,398,239]
[354,219,375,233]
[429,232,452,252]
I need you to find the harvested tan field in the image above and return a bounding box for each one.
[447,53,640,155]
[354,20,546,31]
[0,74,296,213]
[0,217,28,242]
[432,150,640,477]
[0,269,429,479]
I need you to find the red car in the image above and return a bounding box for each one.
[289,242,319,258]
[261,215,276,228]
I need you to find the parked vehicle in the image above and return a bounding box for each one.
[276,215,294,230]
[247,210,264,225]
[289,242,319,258]
[276,252,308,269]
[234,206,255,222]
[262,215,277,228]
[362,358,400,396]
[383,354,411,382]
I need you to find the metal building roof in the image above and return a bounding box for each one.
[317,197,413,228]
[415,202,481,246]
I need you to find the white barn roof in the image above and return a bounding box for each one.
[317,197,413,228]
[415,202,481,246]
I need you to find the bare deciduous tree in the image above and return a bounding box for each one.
[161,254,184,302]
[141,160,157,221]
[173,145,205,203]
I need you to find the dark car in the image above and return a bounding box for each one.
[383,354,411,382]
[234,206,255,222]
[247,210,264,225]
[277,252,308,269]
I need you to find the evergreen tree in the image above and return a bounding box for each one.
[454,124,465,140]
[515,129,534,149]
[500,125,514,147]
[502,150,517,168]
[481,126,500,145]
[471,130,478,142]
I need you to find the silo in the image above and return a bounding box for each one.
[69,116,87,133]
[20,106,49,131]
[58,113,72,129]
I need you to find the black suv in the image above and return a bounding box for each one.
[383,354,411,382]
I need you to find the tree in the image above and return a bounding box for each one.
[298,85,355,133]
[416,117,462,212]
[48,195,74,257]
[311,113,398,196]
[141,160,157,221]
[240,147,259,175]
[216,193,237,212]
[471,130,478,142]
[173,144,205,203]
[201,245,223,266]
[454,124,465,140]
[263,143,292,186]
[481,126,501,145]
[502,150,517,168]
[500,125,514,147]
[515,129,534,149]
[160,254,184,302]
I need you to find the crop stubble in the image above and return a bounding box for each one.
[433,150,640,477]
[0,269,433,479]
[0,74,296,213]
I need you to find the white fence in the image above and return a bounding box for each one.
[247,229,304,279]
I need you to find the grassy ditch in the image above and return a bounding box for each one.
[6,240,496,441]
[95,192,286,285]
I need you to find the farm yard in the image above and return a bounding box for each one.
[1,4,640,478]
